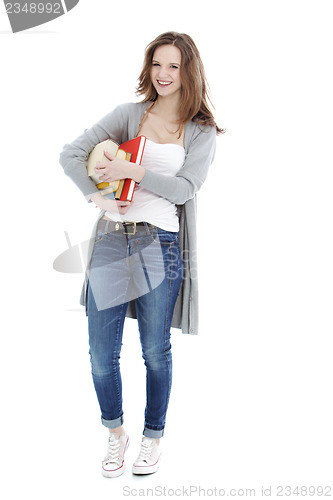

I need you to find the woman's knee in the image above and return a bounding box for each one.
[141,343,172,371]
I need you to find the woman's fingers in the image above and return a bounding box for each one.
[103,151,116,161]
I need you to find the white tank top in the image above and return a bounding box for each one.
[105,139,185,231]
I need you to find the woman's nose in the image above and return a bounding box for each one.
[157,67,169,78]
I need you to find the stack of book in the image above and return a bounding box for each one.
[86,136,146,201]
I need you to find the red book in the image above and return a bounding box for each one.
[115,136,147,202]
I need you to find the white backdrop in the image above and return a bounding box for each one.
[1,0,333,498]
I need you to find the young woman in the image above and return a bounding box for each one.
[60,31,224,478]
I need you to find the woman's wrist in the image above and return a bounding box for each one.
[90,192,104,205]
[130,164,146,183]
[90,192,112,211]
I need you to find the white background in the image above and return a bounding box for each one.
[1,0,333,498]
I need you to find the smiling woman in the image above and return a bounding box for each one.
[137,31,224,137]
[59,30,224,480]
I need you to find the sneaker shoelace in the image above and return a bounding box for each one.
[104,435,122,465]
[137,439,154,463]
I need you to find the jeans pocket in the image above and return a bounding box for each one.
[153,229,179,246]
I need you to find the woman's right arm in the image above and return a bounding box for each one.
[90,192,131,214]
[59,104,130,201]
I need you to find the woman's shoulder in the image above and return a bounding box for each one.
[185,120,216,150]
[189,119,217,136]
[114,101,150,117]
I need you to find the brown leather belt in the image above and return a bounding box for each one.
[99,217,156,236]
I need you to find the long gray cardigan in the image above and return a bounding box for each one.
[59,101,216,334]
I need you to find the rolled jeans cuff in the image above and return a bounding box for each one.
[143,426,165,438]
[101,415,124,429]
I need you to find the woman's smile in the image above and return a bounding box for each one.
[156,80,173,90]
[157,80,172,87]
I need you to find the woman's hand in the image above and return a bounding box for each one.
[94,151,129,183]
[94,150,146,183]
[90,192,131,215]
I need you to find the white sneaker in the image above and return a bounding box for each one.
[101,432,130,478]
[132,437,162,475]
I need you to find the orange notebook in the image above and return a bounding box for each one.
[115,136,147,202]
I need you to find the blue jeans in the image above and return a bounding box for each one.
[87,220,183,438]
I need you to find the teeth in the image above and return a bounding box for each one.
[158,81,171,86]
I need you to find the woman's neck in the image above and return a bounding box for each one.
[152,95,181,122]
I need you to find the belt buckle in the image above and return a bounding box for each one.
[123,221,136,235]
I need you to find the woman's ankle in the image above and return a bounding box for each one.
[109,425,125,437]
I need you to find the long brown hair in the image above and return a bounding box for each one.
[136,31,225,135]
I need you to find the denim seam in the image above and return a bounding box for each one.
[164,242,176,423]
[112,301,126,418]
[143,241,176,432]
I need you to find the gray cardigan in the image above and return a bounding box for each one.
[59,101,216,334]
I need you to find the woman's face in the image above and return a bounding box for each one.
[150,44,182,99]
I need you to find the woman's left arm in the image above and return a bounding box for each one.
[139,125,217,205]
[96,125,217,205]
